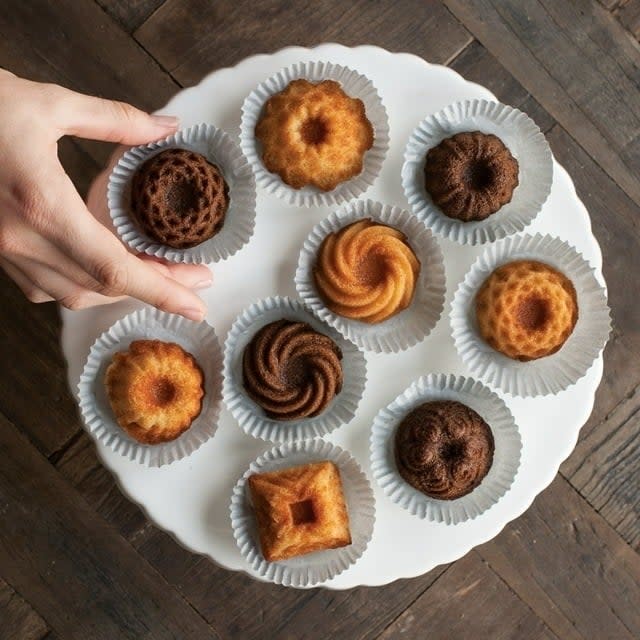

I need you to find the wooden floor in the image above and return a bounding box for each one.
[1,1,640,638]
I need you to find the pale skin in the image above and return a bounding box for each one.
[0,70,212,321]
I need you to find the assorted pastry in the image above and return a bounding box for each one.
[242,319,344,421]
[475,260,578,361]
[130,147,229,248]
[247,460,352,561]
[104,339,205,444]
[394,400,494,500]
[424,131,519,222]
[313,219,420,323]
[255,79,374,191]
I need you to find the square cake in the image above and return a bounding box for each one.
[247,460,352,562]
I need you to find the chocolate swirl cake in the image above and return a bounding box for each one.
[394,400,494,500]
[242,319,343,421]
[130,148,229,249]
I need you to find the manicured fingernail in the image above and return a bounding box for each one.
[193,278,213,290]
[179,307,204,322]
[151,114,180,128]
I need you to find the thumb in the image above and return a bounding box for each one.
[54,88,179,144]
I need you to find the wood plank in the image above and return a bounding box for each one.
[135,0,472,87]
[377,553,556,640]
[0,577,49,640]
[477,476,640,639]
[0,412,220,640]
[443,0,640,206]
[615,0,640,38]
[95,0,165,32]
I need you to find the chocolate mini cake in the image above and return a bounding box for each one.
[394,400,494,500]
[242,319,343,421]
[424,131,519,222]
[130,148,229,249]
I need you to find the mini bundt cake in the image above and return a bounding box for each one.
[255,79,374,191]
[313,219,420,323]
[475,260,578,361]
[105,339,205,444]
[242,319,343,421]
[130,148,229,248]
[394,400,494,500]
[424,131,519,222]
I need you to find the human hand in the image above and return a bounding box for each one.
[0,70,211,321]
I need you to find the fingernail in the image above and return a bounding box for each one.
[151,114,180,129]
[179,307,205,322]
[193,278,213,290]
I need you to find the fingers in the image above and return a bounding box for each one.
[138,256,213,290]
[0,257,52,303]
[53,87,179,145]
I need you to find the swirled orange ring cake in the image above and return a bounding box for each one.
[313,219,420,323]
[255,79,374,191]
[475,260,578,361]
[104,340,205,444]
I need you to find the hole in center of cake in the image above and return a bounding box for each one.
[150,377,177,406]
[301,117,328,145]
[165,176,201,214]
[355,253,386,286]
[516,295,550,330]
[289,499,316,525]
[441,440,465,462]
[283,356,311,387]
[465,160,495,191]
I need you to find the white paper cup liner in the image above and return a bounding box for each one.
[77,307,223,467]
[402,99,553,245]
[223,296,367,443]
[230,439,375,587]
[240,60,389,207]
[451,233,611,397]
[108,123,256,264]
[370,373,521,524]
[295,199,446,353]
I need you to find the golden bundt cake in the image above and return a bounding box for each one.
[130,148,229,249]
[104,339,205,444]
[313,219,420,323]
[424,132,519,222]
[475,260,578,361]
[255,79,374,191]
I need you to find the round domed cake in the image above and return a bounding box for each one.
[242,319,343,421]
[255,79,374,191]
[424,131,519,222]
[130,148,229,249]
[313,219,420,323]
[394,400,494,500]
[104,340,205,444]
[475,260,578,361]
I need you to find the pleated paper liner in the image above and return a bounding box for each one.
[402,99,553,245]
[108,123,256,264]
[222,296,367,443]
[295,199,446,353]
[450,233,611,397]
[230,439,375,587]
[370,373,521,525]
[240,60,389,207]
[77,307,222,467]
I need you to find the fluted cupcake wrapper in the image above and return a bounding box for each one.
[77,308,223,467]
[450,233,611,397]
[230,439,375,587]
[295,199,446,353]
[223,296,367,443]
[370,373,521,525]
[402,99,553,246]
[108,123,256,264]
[240,60,389,207]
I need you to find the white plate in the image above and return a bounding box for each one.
[61,43,605,589]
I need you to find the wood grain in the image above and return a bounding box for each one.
[0,577,49,640]
[615,0,640,39]
[443,0,640,207]
[96,0,166,32]
[135,0,472,86]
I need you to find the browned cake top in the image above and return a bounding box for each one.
[424,131,519,222]
[130,148,229,249]
[395,400,494,500]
